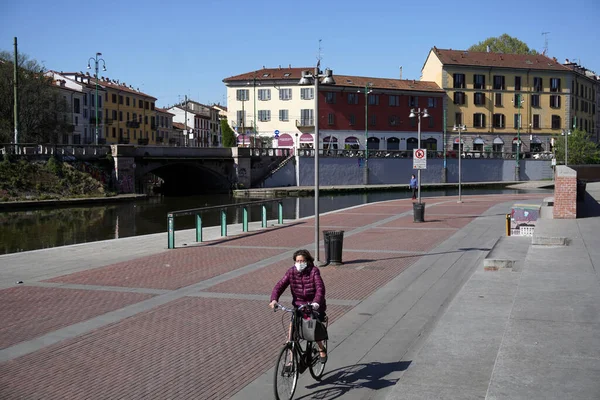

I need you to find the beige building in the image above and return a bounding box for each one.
[421,47,599,155]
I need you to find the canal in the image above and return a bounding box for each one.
[0,188,548,255]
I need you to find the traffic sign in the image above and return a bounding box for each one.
[413,148,427,169]
[274,129,280,138]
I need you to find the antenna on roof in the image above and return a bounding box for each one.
[542,32,550,54]
[317,39,323,69]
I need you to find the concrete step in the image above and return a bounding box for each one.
[483,236,531,272]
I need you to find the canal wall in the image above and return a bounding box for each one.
[262,157,554,187]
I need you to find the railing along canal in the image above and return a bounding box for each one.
[167,199,284,249]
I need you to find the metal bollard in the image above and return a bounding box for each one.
[506,213,511,236]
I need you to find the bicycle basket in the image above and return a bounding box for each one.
[297,314,328,342]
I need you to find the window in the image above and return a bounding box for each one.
[112,110,117,119]
[279,109,288,121]
[98,96,102,108]
[533,114,540,129]
[493,114,505,128]
[325,92,336,104]
[119,95,123,104]
[495,93,503,107]
[455,112,462,125]
[428,116,434,128]
[515,76,522,91]
[301,88,314,100]
[410,117,416,127]
[493,75,505,90]
[258,110,271,121]
[513,114,522,129]
[139,99,143,108]
[112,94,117,103]
[145,101,149,110]
[408,96,418,107]
[119,111,123,121]
[474,74,485,89]
[126,97,130,106]
[552,115,561,129]
[389,95,400,106]
[427,97,437,108]
[514,94,524,107]
[257,89,271,101]
[531,94,540,107]
[73,98,80,114]
[328,113,335,125]
[474,92,485,105]
[300,109,313,126]
[389,115,398,126]
[112,127,116,138]
[550,78,561,92]
[369,114,376,126]
[349,114,356,125]
[279,88,292,100]
[83,109,87,118]
[453,73,465,89]
[473,113,486,128]
[454,92,465,105]
[550,95,561,108]
[83,95,88,106]
[236,110,245,126]
[348,93,359,104]
[75,116,78,125]
[236,89,249,101]
[533,77,542,92]
[368,94,379,106]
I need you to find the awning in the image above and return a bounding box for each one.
[323,136,338,142]
[277,133,294,146]
[512,137,520,144]
[453,137,464,144]
[299,133,313,142]
[531,136,542,143]
[345,136,359,143]
[474,137,485,144]
[493,137,504,144]
[237,134,249,143]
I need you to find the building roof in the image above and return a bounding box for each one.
[155,107,175,116]
[332,75,443,93]
[430,47,572,72]
[224,67,443,93]
[92,77,157,100]
[172,122,188,130]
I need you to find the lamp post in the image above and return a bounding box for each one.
[409,108,429,204]
[562,129,571,166]
[87,52,106,145]
[512,93,524,180]
[298,65,335,262]
[453,124,466,203]
[358,83,372,184]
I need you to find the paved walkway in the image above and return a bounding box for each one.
[0,187,598,399]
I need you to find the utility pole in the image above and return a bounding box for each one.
[184,95,188,147]
[13,37,19,146]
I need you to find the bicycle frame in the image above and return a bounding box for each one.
[276,304,320,373]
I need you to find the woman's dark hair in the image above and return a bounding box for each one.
[293,249,314,265]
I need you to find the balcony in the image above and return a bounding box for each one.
[156,136,164,143]
[104,118,114,124]
[137,138,149,145]
[89,117,100,124]
[126,121,141,128]
[118,138,130,144]
[296,119,314,128]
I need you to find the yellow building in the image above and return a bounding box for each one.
[421,47,599,155]
[96,77,158,145]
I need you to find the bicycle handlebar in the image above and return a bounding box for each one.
[273,303,318,315]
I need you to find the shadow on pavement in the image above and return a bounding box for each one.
[578,192,600,218]
[297,361,411,400]
[340,247,491,266]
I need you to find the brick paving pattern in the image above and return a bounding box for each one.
[0,286,154,349]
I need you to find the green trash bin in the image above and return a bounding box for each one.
[413,202,425,223]
[323,230,344,265]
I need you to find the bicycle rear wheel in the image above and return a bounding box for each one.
[274,343,298,400]
[309,340,327,381]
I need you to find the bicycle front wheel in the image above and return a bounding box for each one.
[274,343,298,400]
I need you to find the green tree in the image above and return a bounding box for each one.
[552,129,600,165]
[220,117,236,147]
[468,34,538,55]
[0,50,71,144]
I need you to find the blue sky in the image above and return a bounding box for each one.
[1,0,598,108]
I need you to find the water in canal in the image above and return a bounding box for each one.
[0,188,548,255]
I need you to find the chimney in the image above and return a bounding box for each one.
[278,65,281,69]
[289,64,291,68]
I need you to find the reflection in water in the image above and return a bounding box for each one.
[0,188,542,255]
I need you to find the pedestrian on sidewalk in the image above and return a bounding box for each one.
[269,249,328,362]
[409,174,418,200]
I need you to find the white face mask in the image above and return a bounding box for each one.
[295,262,308,272]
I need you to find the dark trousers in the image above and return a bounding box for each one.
[411,187,417,199]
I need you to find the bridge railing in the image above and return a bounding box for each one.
[167,198,284,249]
[296,148,554,160]
[0,143,111,158]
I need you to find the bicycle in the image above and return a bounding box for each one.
[272,303,328,400]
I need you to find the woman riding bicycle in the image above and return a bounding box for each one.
[269,249,328,362]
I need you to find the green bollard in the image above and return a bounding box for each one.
[196,214,202,242]
[243,206,249,232]
[278,201,283,224]
[262,204,267,228]
[167,214,175,249]
[221,209,227,237]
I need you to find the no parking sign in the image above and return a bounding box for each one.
[413,148,427,169]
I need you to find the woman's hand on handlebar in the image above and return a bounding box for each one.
[269,300,278,309]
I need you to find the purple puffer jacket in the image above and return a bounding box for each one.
[270,265,326,313]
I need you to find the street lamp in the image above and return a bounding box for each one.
[87,52,106,145]
[358,83,372,184]
[452,124,466,203]
[298,65,335,262]
[512,93,524,180]
[409,108,429,204]
[562,129,571,166]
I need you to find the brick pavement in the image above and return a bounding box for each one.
[0,193,548,399]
